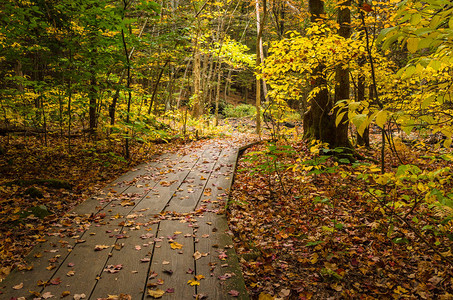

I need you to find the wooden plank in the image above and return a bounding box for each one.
[193,148,249,299]
[70,153,177,216]
[1,232,80,298]
[1,144,251,300]
[194,214,249,299]
[39,224,121,298]
[98,151,201,217]
[144,219,196,299]
[131,151,206,215]
[90,221,159,299]
[164,148,222,213]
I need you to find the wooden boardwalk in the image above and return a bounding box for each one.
[1,140,249,299]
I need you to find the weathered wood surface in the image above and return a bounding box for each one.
[1,140,250,299]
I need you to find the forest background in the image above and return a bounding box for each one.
[1,0,453,298]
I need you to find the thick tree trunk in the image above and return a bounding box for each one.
[303,0,351,148]
[304,0,333,143]
[356,0,370,147]
[333,0,351,147]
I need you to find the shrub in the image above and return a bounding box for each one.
[223,104,256,118]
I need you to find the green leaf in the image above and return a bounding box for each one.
[402,65,416,79]
[410,13,421,25]
[430,15,442,29]
[306,241,323,247]
[377,26,398,44]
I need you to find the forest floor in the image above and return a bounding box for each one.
[228,127,453,299]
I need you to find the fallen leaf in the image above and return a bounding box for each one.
[228,290,240,297]
[163,269,173,275]
[104,264,123,273]
[218,252,228,260]
[193,251,202,260]
[165,288,174,293]
[147,288,165,298]
[195,274,205,280]
[94,245,110,251]
[42,291,54,299]
[12,282,23,290]
[74,293,86,300]
[135,245,141,251]
[279,289,291,297]
[162,261,170,265]
[120,200,135,207]
[50,277,62,285]
[170,242,183,250]
[61,291,71,297]
[67,270,75,277]
[258,293,275,300]
[187,279,200,286]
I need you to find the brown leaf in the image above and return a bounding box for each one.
[12,282,23,290]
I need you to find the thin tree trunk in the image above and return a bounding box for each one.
[121,0,132,160]
[192,23,202,118]
[255,0,267,136]
[89,66,97,132]
[109,17,148,126]
[215,70,221,126]
[177,59,191,109]
[148,60,169,114]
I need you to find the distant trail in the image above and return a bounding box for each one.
[1,138,254,299]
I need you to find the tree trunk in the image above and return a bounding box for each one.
[333,0,351,147]
[255,0,267,136]
[215,70,221,126]
[304,0,332,143]
[356,0,370,147]
[303,0,351,148]
[148,60,169,114]
[192,30,203,118]
[89,68,97,132]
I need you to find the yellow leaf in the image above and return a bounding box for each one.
[147,289,165,298]
[195,274,205,280]
[406,37,419,53]
[258,292,275,300]
[375,110,388,129]
[310,253,319,264]
[170,242,183,250]
[187,279,200,286]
